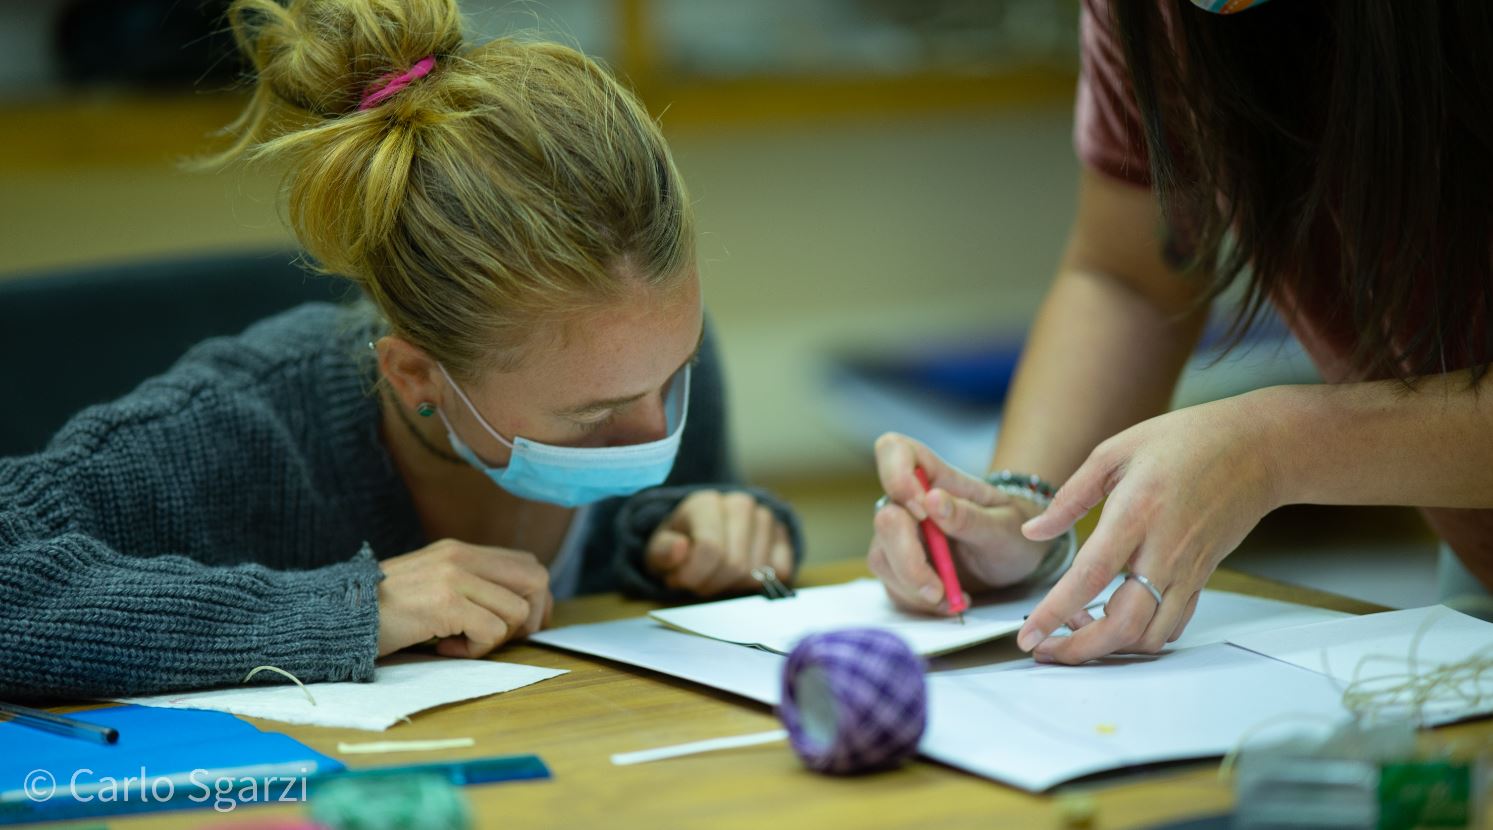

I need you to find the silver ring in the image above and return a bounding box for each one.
[874,494,890,515]
[1125,572,1164,606]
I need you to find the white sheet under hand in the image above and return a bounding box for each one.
[531,616,783,704]
[922,643,1351,791]
[931,588,1349,675]
[119,655,567,731]
[648,578,1123,657]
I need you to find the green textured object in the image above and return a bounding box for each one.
[1376,761,1472,830]
[310,774,470,830]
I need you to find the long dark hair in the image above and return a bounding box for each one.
[1112,1,1493,383]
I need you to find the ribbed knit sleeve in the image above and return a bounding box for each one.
[0,304,400,699]
[0,529,381,699]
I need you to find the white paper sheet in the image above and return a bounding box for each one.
[1169,591,1352,650]
[120,655,567,731]
[922,644,1351,791]
[1229,605,1493,724]
[535,583,1372,791]
[648,578,1124,657]
[531,616,783,704]
[930,588,1349,675]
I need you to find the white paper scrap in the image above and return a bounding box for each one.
[337,738,477,755]
[120,655,566,731]
[611,730,788,766]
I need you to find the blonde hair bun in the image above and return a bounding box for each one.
[229,0,462,117]
[207,0,695,378]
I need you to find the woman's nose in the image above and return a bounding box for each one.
[605,393,669,446]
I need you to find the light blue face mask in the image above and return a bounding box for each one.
[434,363,690,507]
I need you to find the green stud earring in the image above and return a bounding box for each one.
[415,402,436,418]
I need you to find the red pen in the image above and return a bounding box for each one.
[914,467,967,623]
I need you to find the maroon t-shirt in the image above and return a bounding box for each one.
[1075,0,1492,590]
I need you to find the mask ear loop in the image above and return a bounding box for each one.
[670,364,692,434]
[435,363,517,450]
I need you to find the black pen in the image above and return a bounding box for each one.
[0,701,118,744]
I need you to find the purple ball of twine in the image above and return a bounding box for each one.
[778,628,928,775]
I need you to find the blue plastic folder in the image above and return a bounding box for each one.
[0,704,344,825]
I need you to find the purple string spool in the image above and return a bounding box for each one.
[778,628,928,775]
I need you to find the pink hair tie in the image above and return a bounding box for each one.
[358,55,436,111]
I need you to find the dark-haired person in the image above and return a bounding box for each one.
[869,0,1493,663]
[0,0,800,698]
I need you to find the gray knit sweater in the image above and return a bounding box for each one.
[0,303,799,699]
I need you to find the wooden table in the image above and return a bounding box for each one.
[34,561,1491,830]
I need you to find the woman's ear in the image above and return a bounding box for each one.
[375,336,441,412]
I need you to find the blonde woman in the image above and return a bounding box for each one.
[0,0,799,698]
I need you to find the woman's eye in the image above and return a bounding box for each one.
[575,411,618,434]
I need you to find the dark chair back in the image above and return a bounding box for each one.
[0,250,349,457]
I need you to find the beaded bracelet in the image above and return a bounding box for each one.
[985,470,1075,586]
[985,469,1058,507]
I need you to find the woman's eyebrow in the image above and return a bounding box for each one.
[553,325,704,418]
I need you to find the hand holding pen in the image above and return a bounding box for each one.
[867,433,1052,615]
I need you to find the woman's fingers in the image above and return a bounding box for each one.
[665,499,725,591]
[868,538,938,611]
[457,572,533,638]
[657,492,797,596]
[872,501,945,610]
[663,539,715,592]
[694,494,750,595]
[436,636,478,659]
[1022,448,1116,542]
[1017,500,1140,651]
[1031,578,1157,664]
[429,543,544,648]
[874,432,934,520]
[732,505,776,591]
[376,539,555,657]
[923,488,1014,547]
[645,529,691,574]
[1066,609,1097,631]
[721,493,755,570]
[1134,577,1192,653]
[874,432,1004,520]
[455,544,550,606]
[769,522,794,582]
[1168,591,1201,643]
[442,595,517,659]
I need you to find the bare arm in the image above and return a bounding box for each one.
[992,168,1211,482]
[869,168,1213,612]
[1262,374,1493,509]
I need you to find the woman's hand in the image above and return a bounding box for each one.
[645,490,795,596]
[1016,394,1283,664]
[868,433,1054,614]
[377,539,552,659]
